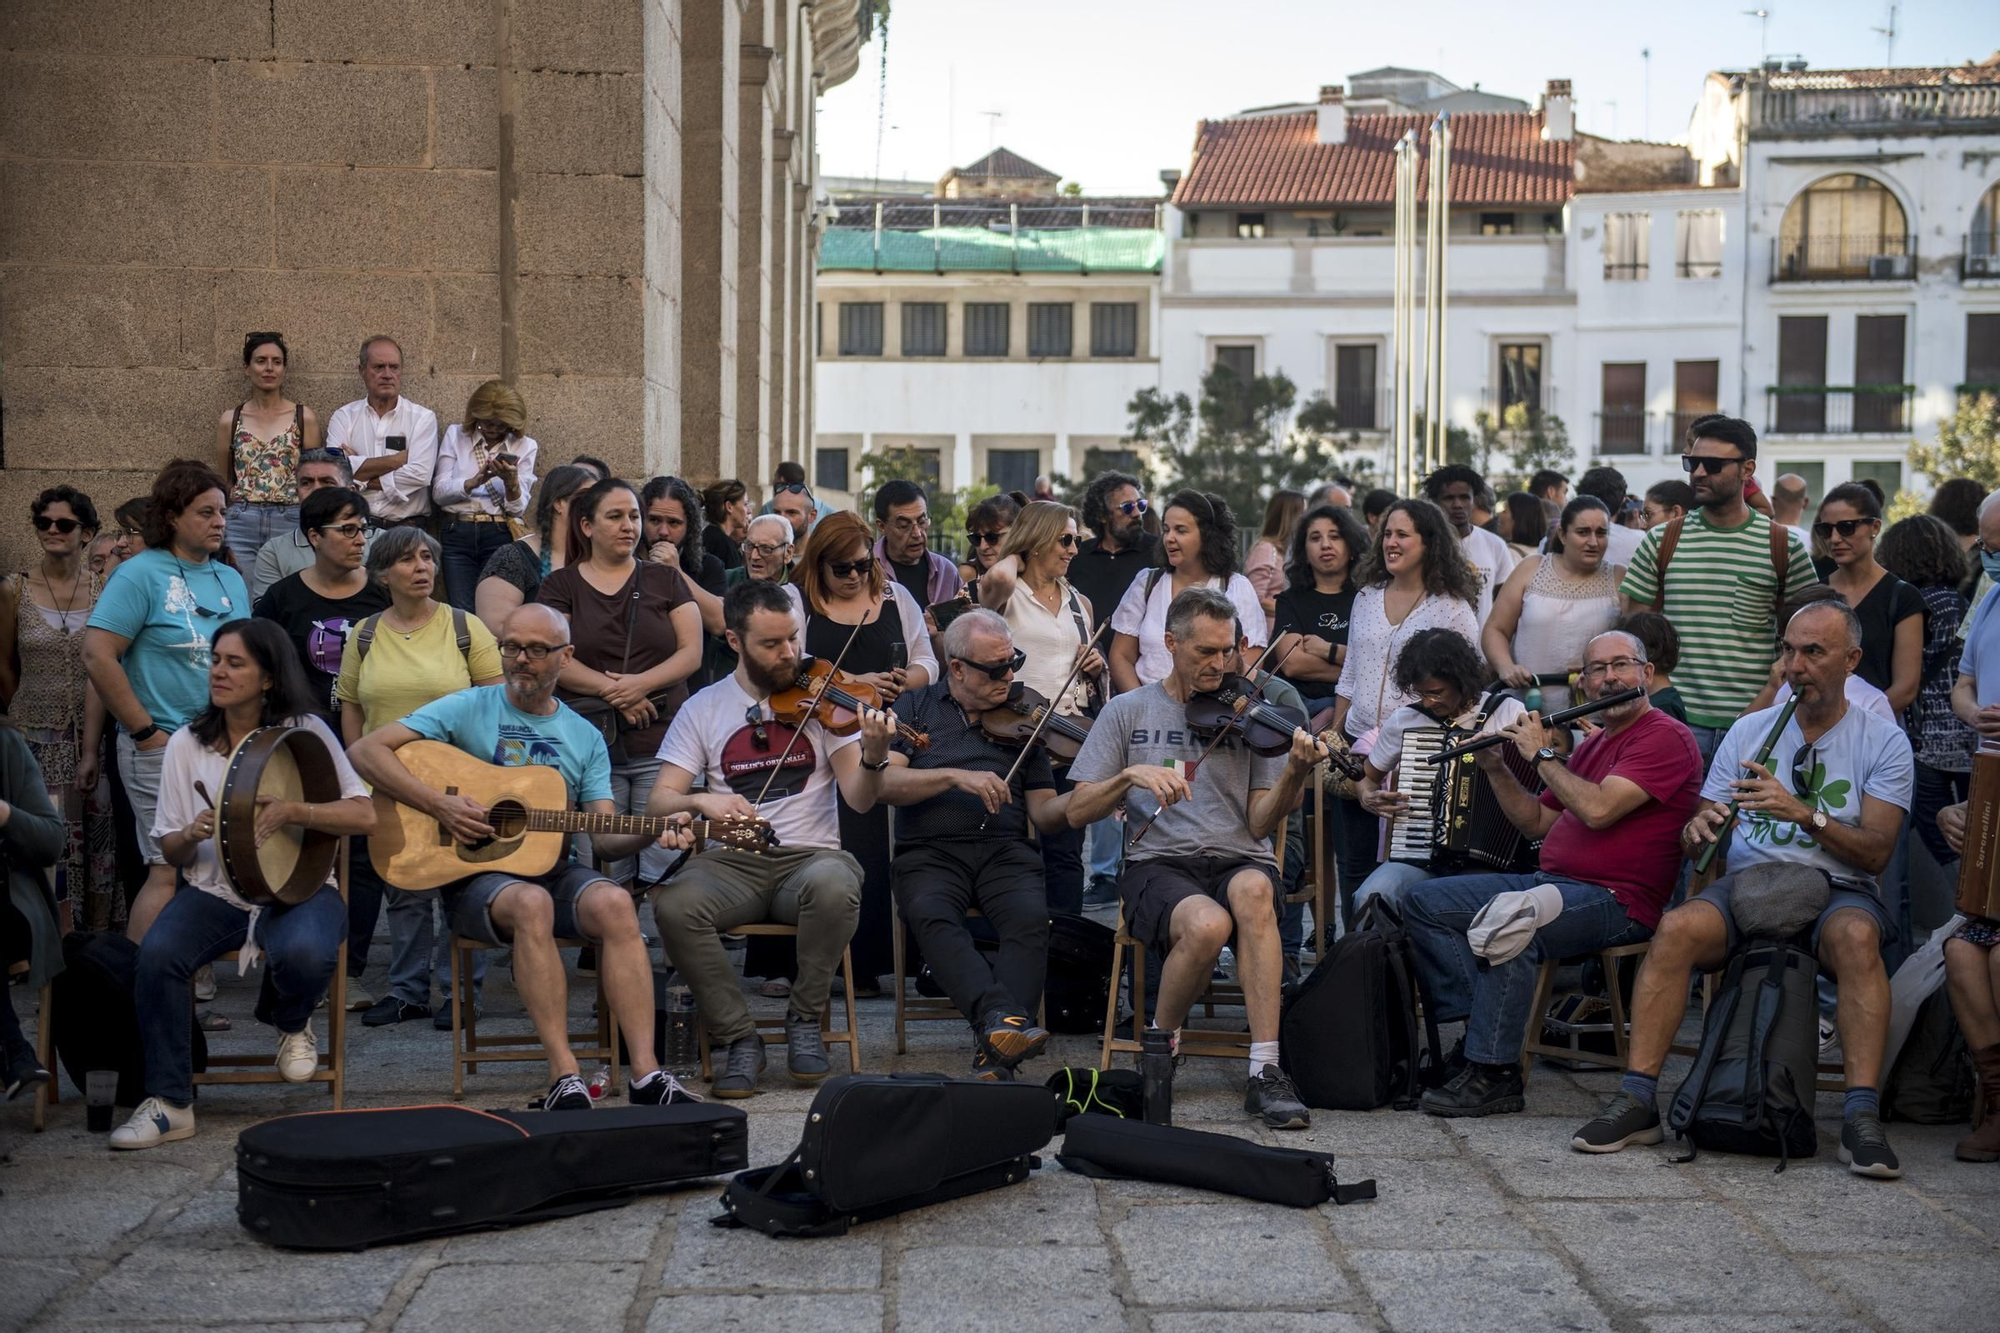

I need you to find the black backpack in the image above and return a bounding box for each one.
[1279,901,1440,1110]
[51,931,206,1108]
[1882,989,1976,1124]
[1667,938,1820,1170]
[1043,913,1118,1034]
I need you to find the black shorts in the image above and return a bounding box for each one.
[1121,855,1276,952]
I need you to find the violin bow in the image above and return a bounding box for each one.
[976,619,1110,832]
[1128,636,1310,846]
[750,615,867,808]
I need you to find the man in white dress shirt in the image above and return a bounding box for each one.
[324,336,439,528]
[1423,465,1518,624]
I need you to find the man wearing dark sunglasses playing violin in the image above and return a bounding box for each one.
[863,608,1070,1077]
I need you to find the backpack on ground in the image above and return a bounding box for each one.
[1882,988,1976,1124]
[1666,937,1819,1170]
[1279,901,1440,1110]
[51,931,205,1108]
[1043,912,1118,1033]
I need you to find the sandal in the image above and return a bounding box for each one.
[197,1009,231,1033]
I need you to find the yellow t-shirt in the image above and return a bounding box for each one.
[334,603,503,732]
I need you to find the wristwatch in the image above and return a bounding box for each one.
[860,754,890,773]
[1533,746,1561,769]
[1809,809,1828,832]
[130,723,161,744]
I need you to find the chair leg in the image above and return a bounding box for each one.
[33,982,52,1132]
[603,976,620,1094]
[330,941,347,1108]
[1097,927,1127,1071]
[892,897,909,1055]
[1130,940,1148,1049]
[1605,951,1631,1062]
[841,946,861,1072]
[696,1013,712,1081]
[1520,958,1558,1082]
[451,939,466,1101]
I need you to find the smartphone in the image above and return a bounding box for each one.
[928,593,974,631]
[384,434,408,454]
[495,453,517,465]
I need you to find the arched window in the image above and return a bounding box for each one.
[1971,179,2000,266]
[1777,174,1909,278]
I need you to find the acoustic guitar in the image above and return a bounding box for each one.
[370,740,777,891]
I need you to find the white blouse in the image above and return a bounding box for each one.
[1333,586,1481,743]
[1111,571,1266,686]
[1004,579,1093,716]
[431,425,539,517]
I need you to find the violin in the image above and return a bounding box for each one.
[976,683,1093,763]
[1185,672,1315,757]
[768,656,930,749]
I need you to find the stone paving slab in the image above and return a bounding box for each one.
[1531,1200,1845,1315]
[1111,1201,1352,1308]
[1351,1248,1612,1333]
[392,1259,644,1332]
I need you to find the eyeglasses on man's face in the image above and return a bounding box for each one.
[968,530,1005,547]
[499,641,566,662]
[32,516,82,534]
[1582,657,1645,680]
[954,648,1026,680]
[1681,454,1745,476]
[1118,498,1150,516]
[744,541,787,560]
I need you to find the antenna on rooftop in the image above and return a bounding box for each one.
[1642,47,1652,140]
[1872,2,1898,66]
[981,110,1003,156]
[1742,9,1771,65]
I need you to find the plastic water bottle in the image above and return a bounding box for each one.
[586,1065,611,1101]
[1140,1026,1175,1127]
[663,985,701,1080]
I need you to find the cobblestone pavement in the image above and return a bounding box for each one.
[5,940,1997,1333]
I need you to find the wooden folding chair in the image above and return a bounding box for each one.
[696,925,860,1076]
[449,933,620,1099]
[6,960,54,1132]
[1519,941,1652,1078]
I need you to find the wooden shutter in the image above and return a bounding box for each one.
[1775,316,1827,433]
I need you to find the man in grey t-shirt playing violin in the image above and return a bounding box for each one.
[1056,587,1325,1129]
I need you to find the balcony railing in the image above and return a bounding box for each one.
[1965,235,2000,281]
[1771,234,1914,282]
[1756,85,2000,135]
[1333,388,1381,431]
[1764,385,1914,435]
[1670,409,1712,448]
[1595,409,1653,455]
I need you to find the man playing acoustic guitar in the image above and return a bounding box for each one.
[350,603,698,1110]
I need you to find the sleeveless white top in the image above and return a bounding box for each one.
[1005,579,1093,716]
[1512,554,1622,711]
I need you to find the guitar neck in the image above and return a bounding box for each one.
[525,808,678,838]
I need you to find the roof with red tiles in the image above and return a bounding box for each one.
[1759,61,2000,91]
[1171,110,1576,209]
[953,147,1060,180]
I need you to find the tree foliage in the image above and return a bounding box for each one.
[857,445,993,561]
[1909,393,2000,492]
[1476,405,1574,492]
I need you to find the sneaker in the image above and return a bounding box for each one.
[758,976,792,998]
[2,1039,50,1101]
[1818,1016,1838,1061]
[434,1001,481,1031]
[276,1027,319,1082]
[192,964,217,1002]
[628,1070,701,1105]
[979,1011,1051,1067]
[362,996,432,1027]
[839,975,885,1000]
[971,1050,1017,1081]
[1840,1111,1903,1179]
[543,1072,593,1111]
[711,1034,767,1099]
[1571,1091,1664,1153]
[109,1096,195,1150]
[1245,1063,1311,1129]
[1082,876,1120,909]
[785,1012,831,1081]
[344,982,374,1010]
[1419,1062,1526,1119]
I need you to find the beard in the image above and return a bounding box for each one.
[743,653,799,696]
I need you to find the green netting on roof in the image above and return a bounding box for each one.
[819,226,1163,272]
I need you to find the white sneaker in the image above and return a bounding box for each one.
[1818,1017,1838,1061]
[193,964,217,1002]
[110,1097,195,1150]
[276,1026,319,1082]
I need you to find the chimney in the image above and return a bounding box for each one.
[1541,78,1574,141]
[1316,84,1348,145]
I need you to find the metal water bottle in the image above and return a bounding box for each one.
[1140,1026,1175,1126]
[663,985,702,1080]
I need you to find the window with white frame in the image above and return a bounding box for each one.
[1603,212,1649,280]
[1676,210,1723,279]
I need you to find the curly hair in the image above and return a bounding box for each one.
[1877,514,1969,591]
[1392,628,1487,703]
[1284,504,1369,593]
[1355,498,1482,605]
[141,459,228,550]
[1162,489,1241,579]
[1421,464,1486,502]
[641,475,707,569]
[30,484,100,535]
[1080,470,1143,536]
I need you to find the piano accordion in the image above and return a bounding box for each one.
[1384,723,1544,873]
[1956,746,2000,922]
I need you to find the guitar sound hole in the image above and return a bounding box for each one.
[488,800,527,840]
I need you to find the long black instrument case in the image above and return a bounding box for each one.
[238,1102,748,1249]
[1057,1114,1376,1207]
[716,1073,1056,1237]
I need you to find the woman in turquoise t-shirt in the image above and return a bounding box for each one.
[83,460,249,940]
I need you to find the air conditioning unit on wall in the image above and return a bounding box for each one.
[1967,252,2000,279]
[1868,254,1913,280]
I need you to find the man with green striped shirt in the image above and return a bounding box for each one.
[1619,415,1817,763]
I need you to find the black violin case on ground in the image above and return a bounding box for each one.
[238,1102,748,1250]
[715,1073,1056,1237]
[1057,1113,1376,1207]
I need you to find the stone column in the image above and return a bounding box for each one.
[767,129,798,485]
[736,1,777,493]
[642,0,687,479]
[678,0,741,483]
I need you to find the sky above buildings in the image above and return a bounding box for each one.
[817,0,1996,194]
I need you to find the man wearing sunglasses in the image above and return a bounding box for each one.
[1619,415,1817,766]
[1574,599,1914,1178]
[862,609,1068,1077]
[871,479,962,611]
[1398,630,1702,1119]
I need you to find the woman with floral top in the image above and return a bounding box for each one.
[214,332,320,572]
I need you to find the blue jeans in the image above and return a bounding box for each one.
[1086,812,1122,886]
[1402,873,1652,1066]
[225,500,299,577]
[1042,771,1086,915]
[1684,722,1730,771]
[136,881,345,1106]
[1354,859,1436,916]
[440,516,513,611]
[1912,761,1969,867]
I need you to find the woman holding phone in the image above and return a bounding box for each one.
[433,380,539,611]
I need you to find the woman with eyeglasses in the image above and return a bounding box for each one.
[83,460,250,940]
[978,501,1104,914]
[215,332,320,574]
[251,487,391,727]
[474,464,595,639]
[433,380,539,612]
[959,493,1022,586]
[779,511,937,996]
[1482,496,1624,714]
[1814,482,1923,716]
[0,486,120,933]
[1108,489,1265,694]
[335,525,502,1027]
[538,479,703,892]
[1244,489,1305,641]
[110,498,147,565]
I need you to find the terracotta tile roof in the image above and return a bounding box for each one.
[1171,111,1575,209]
[1761,63,2000,90]
[955,147,1059,180]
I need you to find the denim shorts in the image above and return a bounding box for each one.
[444,862,615,945]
